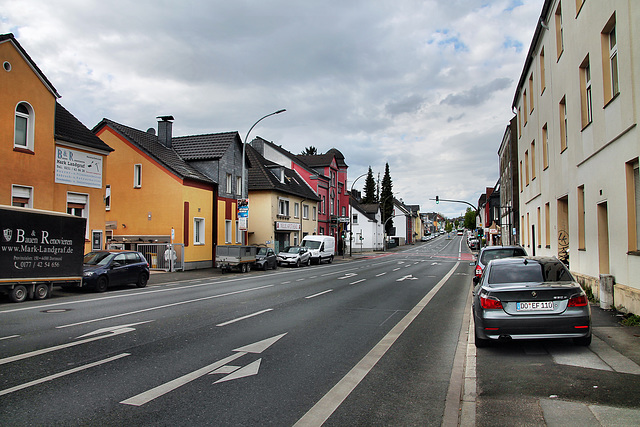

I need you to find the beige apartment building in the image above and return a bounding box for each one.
[513,0,639,313]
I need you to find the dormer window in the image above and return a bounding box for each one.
[14,102,34,151]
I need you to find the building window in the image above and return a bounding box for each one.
[226,174,232,194]
[294,202,299,218]
[303,204,309,219]
[313,206,317,220]
[134,164,142,188]
[194,218,205,245]
[545,202,551,247]
[531,141,536,181]
[278,198,290,217]
[235,220,243,244]
[559,96,568,152]
[537,207,541,248]
[12,185,32,208]
[525,150,530,186]
[578,185,586,250]
[555,3,564,60]
[602,14,619,104]
[528,75,534,113]
[580,55,593,128]
[352,213,359,224]
[540,47,546,94]
[518,107,522,137]
[523,91,528,126]
[519,161,524,192]
[627,159,640,252]
[542,124,549,170]
[105,185,111,210]
[14,102,34,151]
[225,220,232,243]
[236,176,242,197]
[67,193,88,239]
[342,206,346,217]
[321,195,326,214]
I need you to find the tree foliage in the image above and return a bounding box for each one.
[380,163,394,235]
[363,166,377,204]
[300,146,318,155]
[464,207,477,230]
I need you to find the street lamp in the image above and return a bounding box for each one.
[348,172,368,256]
[241,109,286,200]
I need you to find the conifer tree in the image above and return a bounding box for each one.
[363,166,377,204]
[380,163,394,235]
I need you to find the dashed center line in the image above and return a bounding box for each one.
[306,290,333,299]
[350,279,366,285]
[376,272,387,277]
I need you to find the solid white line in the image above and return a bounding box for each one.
[294,261,460,427]
[349,279,366,285]
[0,353,130,396]
[305,290,333,299]
[57,285,273,329]
[216,309,274,327]
[0,335,19,341]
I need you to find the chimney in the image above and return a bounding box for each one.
[157,115,174,148]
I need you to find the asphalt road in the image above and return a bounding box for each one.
[0,235,473,426]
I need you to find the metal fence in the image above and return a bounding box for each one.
[137,243,184,271]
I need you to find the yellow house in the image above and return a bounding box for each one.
[246,145,319,252]
[93,117,215,270]
[1,34,113,253]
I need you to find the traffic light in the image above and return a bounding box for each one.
[435,196,439,204]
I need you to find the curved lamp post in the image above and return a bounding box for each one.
[241,109,286,200]
[348,172,368,256]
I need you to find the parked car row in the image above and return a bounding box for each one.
[471,245,591,348]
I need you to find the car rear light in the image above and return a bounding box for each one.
[568,295,588,307]
[480,295,503,310]
[475,265,483,277]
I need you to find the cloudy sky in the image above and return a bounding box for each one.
[2,0,542,218]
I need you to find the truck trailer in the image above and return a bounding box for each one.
[0,205,86,302]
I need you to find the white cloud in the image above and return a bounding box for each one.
[0,0,542,218]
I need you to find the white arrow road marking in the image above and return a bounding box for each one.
[0,353,130,397]
[338,273,357,280]
[213,359,262,384]
[76,321,153,339]
[0,323,144,365]
[396,275,418,282]
[121,333,287,406]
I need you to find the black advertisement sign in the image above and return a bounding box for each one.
[0,206,86,280]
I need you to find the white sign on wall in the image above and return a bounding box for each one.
[55,147,103,189]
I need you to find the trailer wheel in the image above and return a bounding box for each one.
[10,285,28,303]
[34,283,50,300]
[246,263,251,273]
[241,263,247,273]
[95,276,108,293]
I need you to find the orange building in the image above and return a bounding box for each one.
[1,34,113,253]
[93,117,216,270]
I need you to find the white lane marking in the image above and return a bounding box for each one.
[305,290,333,299]
[57,285,273,329]
[0,325,137,365]
[393,268,401,271]
[281,281,291,284]
[294,261,460,426]
[338,273,358,280]
[349,279,366,285]
[0,335,19,341]
[0,353,130,396]
[376,272,387,277]
[216,309,274,327]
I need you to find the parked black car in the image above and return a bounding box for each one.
[82,250,150,292]
[472,256,591,348]
[256,247,278,270]
[473,245,528,284]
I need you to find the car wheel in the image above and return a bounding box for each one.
[573,335,592,346]
[262,262,268,271]
[95,276,108,293]
[241,263,247,273]
[306,258,311,266]
[34,283,50,300]
[328,256,333,264]
[246,263,251,273]
[295,259,301,268]
[474,334,490,348]
[272,262,278,270]
[10,285,28,303]
[136,273,148,288]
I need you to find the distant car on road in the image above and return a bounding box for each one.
[82,250,150,292]
[277,246,311,267]
[472,256,591,347]
[473,245,528,284]
[256,247,278,270]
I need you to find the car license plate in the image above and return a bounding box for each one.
[517,301,554,311]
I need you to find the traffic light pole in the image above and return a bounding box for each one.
[431,197,483,251]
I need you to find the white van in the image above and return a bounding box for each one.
[301,235,335,265]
